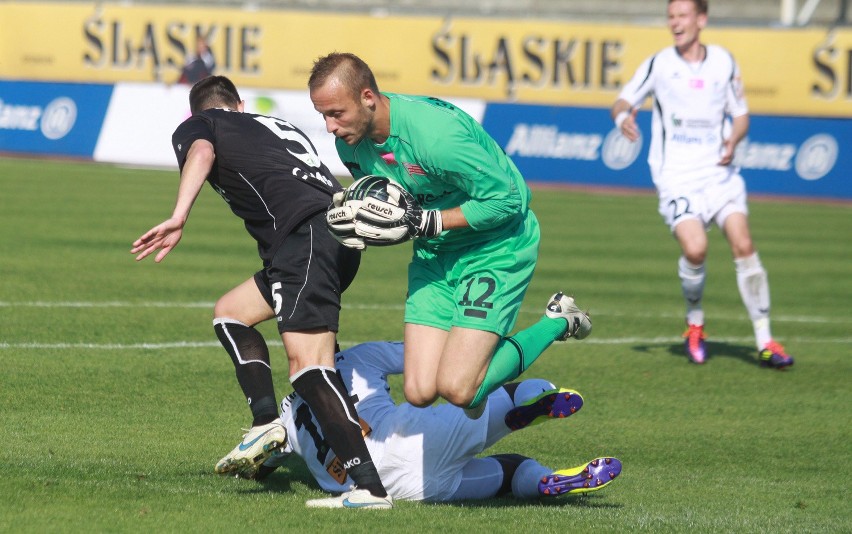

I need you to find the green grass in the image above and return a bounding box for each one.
[0,157,849,533]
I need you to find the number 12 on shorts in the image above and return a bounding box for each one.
[459,276,495,319]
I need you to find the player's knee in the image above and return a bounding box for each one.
[403,381,438,408]
[213,294,237,318]
[682,246,707,265]
[731,240,755,258]
[436,382,477,408]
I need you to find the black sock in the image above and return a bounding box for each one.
[502,382,521,403]
[489,453,530,497]
[214,319,278,426]
[292,367,387,498]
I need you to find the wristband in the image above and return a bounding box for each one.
[614,110,629,130]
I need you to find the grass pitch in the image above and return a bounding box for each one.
[0,157,849,533]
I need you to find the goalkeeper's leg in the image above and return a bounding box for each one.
[467,293,591,409]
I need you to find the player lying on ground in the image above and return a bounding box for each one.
[250,341,621,506]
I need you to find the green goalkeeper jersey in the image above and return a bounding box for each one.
[335,92,532,252]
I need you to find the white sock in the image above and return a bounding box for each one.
[679,256,705,326]
[511,459,552,499]
[512,378,557,406]
[734,253,772,349]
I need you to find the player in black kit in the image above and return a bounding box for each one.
[131,76,392,509]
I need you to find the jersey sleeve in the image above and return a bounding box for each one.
[423,119,525,231]
[725,52,749,118]
[171,115,215,170]
[335,342,403,408]
[618,54,658,108]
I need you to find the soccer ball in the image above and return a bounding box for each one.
[343,175,411,227]
[343,175,417,246]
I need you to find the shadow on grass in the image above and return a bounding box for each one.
[434,494,623,509]
[630,340,759,366]
[232,467,623,508]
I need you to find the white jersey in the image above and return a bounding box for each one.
[617,45,748,195]
[278,342,500,501]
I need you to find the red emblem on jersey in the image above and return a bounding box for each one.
[689,78,704,89]
[380,152,397,165]
[403,163,426,176]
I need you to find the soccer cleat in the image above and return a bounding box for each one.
[305,487,394,509]
[683,324,707,364]
[545,292,592,340]
[504,388,583,431]
[759,340,794,369]
[246,448,292,481]
[538,457,622,496]
[214,421,288,479]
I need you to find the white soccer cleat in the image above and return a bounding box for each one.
[214,421,287,478]
[545,292,592,340]
[305,487,394,509]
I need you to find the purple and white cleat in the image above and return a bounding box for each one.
[504,388,583,431]
[538,457,623,496]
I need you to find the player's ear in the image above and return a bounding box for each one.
[362,88,377,110]
[237,100,246,112]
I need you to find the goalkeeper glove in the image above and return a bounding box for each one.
[326,190,366,250]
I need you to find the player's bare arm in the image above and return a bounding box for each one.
[437,206,469,230]
[131,139,215,262]
[611,99,640,142]
[718,113,749,166]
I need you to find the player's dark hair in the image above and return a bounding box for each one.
[189,75,241,115]
[669,0,708,15]
[308,52,380,101]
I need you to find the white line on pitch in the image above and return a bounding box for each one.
[0,300,848,325]
[1,337,850,351]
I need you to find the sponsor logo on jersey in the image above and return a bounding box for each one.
[380,152,398,165]
[342,457,362,470]
[671,133,703,145]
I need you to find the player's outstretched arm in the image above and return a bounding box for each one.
[131,217,186,262]
[131,139,214,262]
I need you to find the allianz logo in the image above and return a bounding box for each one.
[0,97,77,140]
[507,122,838,181]
[734,135,839,181]
[505,124,602,160]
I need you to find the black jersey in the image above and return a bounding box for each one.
[172,108,341,263]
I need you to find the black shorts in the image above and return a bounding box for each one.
[254,211,361,334]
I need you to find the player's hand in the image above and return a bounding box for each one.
[130,217,185,262]
[327,194,366,250]
[718,138,736,166]
[619,108,640,142]
[353,184,442,246]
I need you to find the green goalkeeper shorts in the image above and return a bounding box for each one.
[405,211,540,336]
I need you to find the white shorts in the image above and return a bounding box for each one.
[371,389,514,502]
[657,172,748,233]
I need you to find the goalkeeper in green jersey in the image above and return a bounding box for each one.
[308,52,591,415]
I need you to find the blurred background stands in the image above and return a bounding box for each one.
[64,0,851,27]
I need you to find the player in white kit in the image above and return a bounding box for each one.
[256,341,621,505]
[610,0,793,368]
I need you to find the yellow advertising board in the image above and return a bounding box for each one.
[1,2,850,117]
